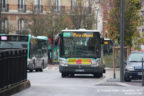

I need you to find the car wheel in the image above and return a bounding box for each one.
[124,74,131,82]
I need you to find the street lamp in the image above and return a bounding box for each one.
[95,8,99,30]
[120,0,125,82]
[141,9,144,86]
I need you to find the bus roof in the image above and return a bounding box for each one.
[37,36,48,40]
[104,38,111,40]
[0,34,48,41]
[0,34,28,37]
[62,29,101,33]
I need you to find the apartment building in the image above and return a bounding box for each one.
[138,0,144,37]
[0,0,93,34]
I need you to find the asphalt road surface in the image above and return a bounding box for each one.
[13,65,144,96]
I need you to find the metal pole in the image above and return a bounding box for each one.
[113,48,116,79]
[120,0,125,82]
[142,58,144,86]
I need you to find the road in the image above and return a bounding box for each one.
[13,65,144,96]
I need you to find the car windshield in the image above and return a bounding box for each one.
[63,37,100,58]
[128,53,144,62]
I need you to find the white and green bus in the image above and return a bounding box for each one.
[55,29,105,77]
[27,35,48,72]
[0,34,49,72]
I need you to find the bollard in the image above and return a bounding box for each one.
[142,58,144,86]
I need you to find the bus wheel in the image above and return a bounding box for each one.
[94,73,103,78]
[29,69,33,72]
[40,68,43,72]
[61,73,67,77]
[70,74,74,77]
[35,69,39,72]
[98,73,103,78]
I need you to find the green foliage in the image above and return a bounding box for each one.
[107,0,141,46]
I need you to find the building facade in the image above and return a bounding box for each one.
[0,0,96,34]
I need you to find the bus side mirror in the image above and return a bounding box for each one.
[101,38,104,44]
[55,34,60,45]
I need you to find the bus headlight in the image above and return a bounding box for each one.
[60,60,68,66]
[91,60,101,67]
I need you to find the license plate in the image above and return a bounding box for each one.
[138,72,142,75]
[75,69,85,72]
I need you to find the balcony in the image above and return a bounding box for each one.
[18,5,26,12]
[34,5,43,13]
[1,4,9,12]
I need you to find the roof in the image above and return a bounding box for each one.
[37,36,48,40]
[0,34,28,37]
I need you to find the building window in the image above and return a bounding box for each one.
[18,0,25,12]
[86,0,90,8]
[1,19,8,33]
[18,19,24,34]
[1,0,8,12]
[71,0,76,10]
[86,0,91,14]
[54,0,61,12]
[35,0,42,12]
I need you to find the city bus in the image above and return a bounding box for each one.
[27,35,48,72]
[0,34,28,49]
[0,34,49,72]
[55,29,105,77]
[103,38,113,55]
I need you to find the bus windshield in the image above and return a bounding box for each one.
[30,38,48,58]
[63,36,101,58]
[0,35,28,49]
[0,41,27,49]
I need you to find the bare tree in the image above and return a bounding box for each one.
[70,0,95,29]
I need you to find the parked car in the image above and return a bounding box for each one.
[124,52,144,82]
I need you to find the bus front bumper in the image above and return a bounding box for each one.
[59,65,104,74]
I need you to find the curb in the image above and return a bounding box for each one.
[0,80,31,96]
[105,67,120,70]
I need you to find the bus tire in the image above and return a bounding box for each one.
[94,73,103,78]
[61,73,67,77]
[29,69,33,72]
[35,69,39,72]
[98,73,103,78]
[40,68,43,72]
[70,74,74,77]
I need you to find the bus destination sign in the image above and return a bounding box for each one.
[63,32,93,38]
[73,33,93,38]
[1,36,7,41]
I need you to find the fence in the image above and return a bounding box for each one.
[0,49,27,90]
